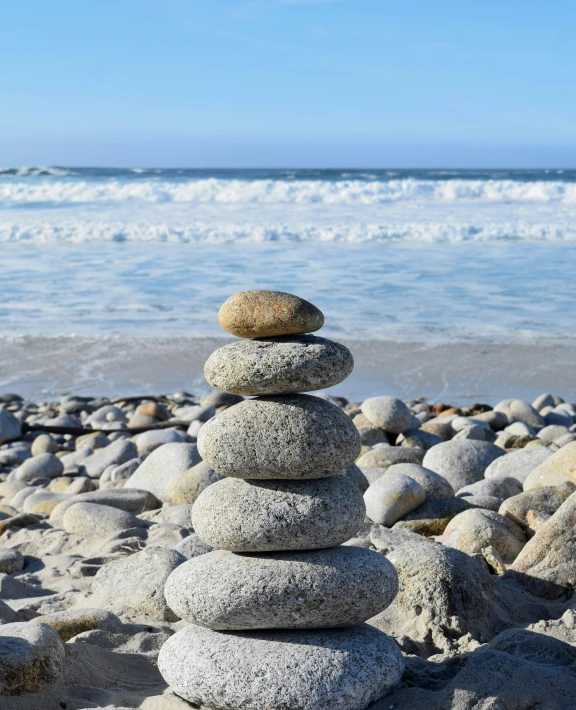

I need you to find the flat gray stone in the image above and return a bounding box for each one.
[364,473,425,526]
[422,440,505,490]
[0,410,21,446]
[484,445,553,484]
[204,335,354,396]
[165,547,397,630]
[158,624,404,710]
[125,442,202,502]
[91,546,185,621]
[457,476,522,500]
[0,621,64,695]
[385,463,454,500]
[62,502,148,538]
[79,439,138,479]
[192,476,365,552]
[361,396,412,434]
[356,444,424,469]
[198,394,361,479]
[13,453,64,482]
[49,488,160,527]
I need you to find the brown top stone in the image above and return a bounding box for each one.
[217,290,324,338]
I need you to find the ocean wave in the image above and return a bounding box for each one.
[0,166,76,178]
[2,177,576,205]
[2,220,575,244]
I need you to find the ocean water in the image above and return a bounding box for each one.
[1,167,576,401]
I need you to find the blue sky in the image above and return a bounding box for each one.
[1,0,575,167]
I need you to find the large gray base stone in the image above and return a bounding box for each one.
[158,624,404,710]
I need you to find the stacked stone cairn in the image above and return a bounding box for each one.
[158,290,404,710]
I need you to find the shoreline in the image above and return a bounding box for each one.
[2,335,576,405]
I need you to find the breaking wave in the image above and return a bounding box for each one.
[2,177,576,205]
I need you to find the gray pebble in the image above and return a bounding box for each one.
[125,443,201,502]
[364,473,425,526]
[13,453,64,482]
[361,396,413,434]
[422,440,505,490]
[192,476,365,552]
[204,335,353,396]
[165,547,397,630]
[198,394,361,479]
[159,624,404,710]
[62,502,147,538]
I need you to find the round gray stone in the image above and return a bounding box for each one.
[49,488,160,527]
[13,453,64,482]
[197,394,361,479]
[484,445,553,484]
[91,546,186,621]
[158,623,404,710]
[192,476,365,552]
[422,440,505,490]
[79,439,138,479]
[364,473,426,526]
[124,442,202,502]
[385,463,454,500]
[361,397,412,434]
[62,502,148,538]
[0,410,21,446]
[165,547,397,630]
[204,335,353,396]
[456,476,522,500]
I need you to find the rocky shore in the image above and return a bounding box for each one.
[0,292,575,709]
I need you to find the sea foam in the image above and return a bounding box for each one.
[2,177,576,205]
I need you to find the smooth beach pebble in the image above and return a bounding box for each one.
[164,547,398,630]
[204,335,353,396]
[422,439,505,490]
[361,396,413,434]
[218,290,324,338]
[62,502,148,538]
[197,394,361,479]
[158,623,404,710]
[364,473,426,526]
[191,476,365,552]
